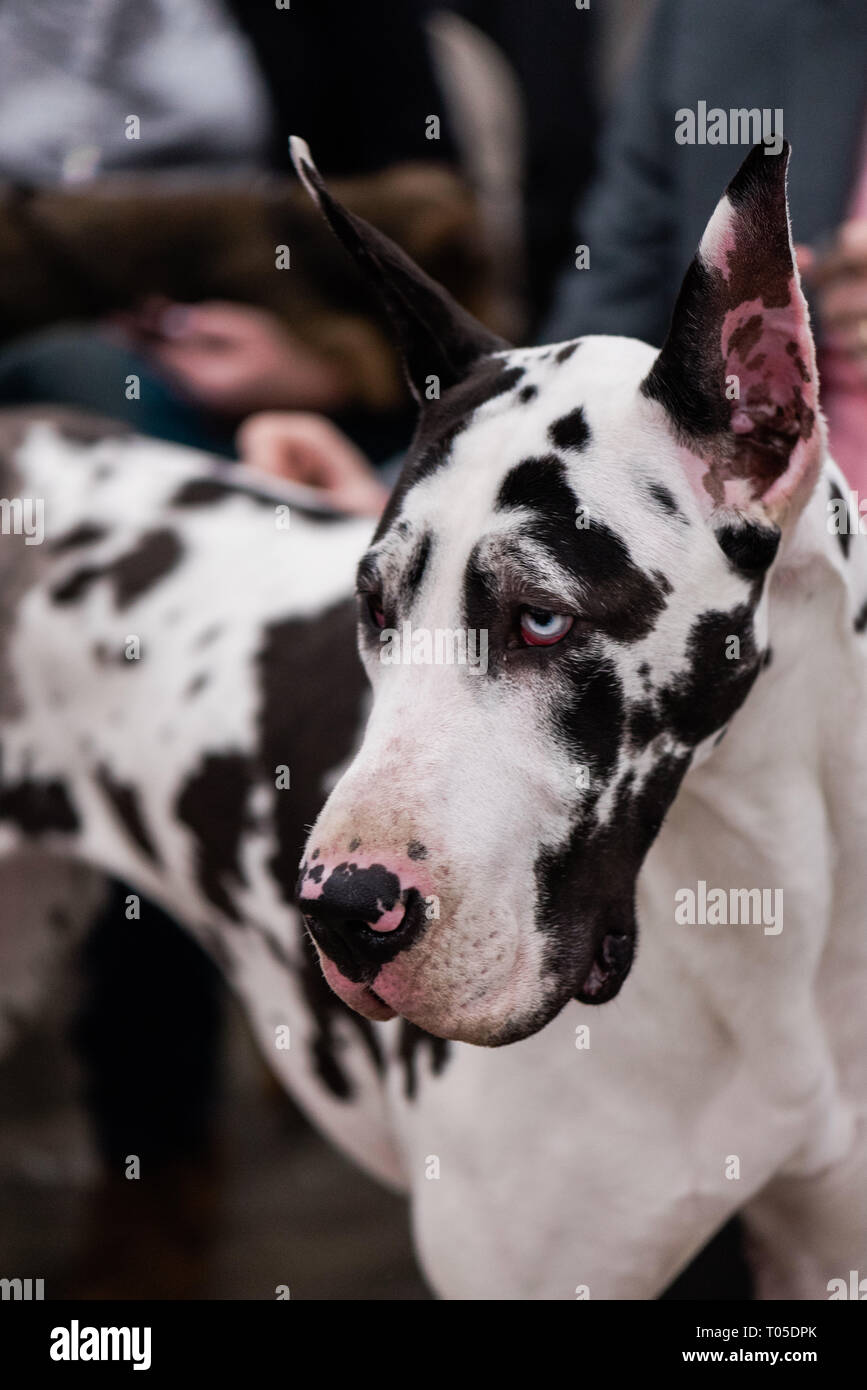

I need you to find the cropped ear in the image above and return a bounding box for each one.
[642,143,822,534]
[289,136,509,403]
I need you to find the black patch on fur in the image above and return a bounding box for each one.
[256,600,367,908]
[51,528,183,608]
[555,342,579,364]
[176,752,253,922]
[95,766,161,863]
[296,930,384,1100]
[554,657,625,781]
[828,478,851,560]
[172,474,347,523]
[518,384,538,403]
[532,586,764,1010]
[855,600,867,635]
[398,1021,450,1099]
[715,520,781,574]
[548,406,590,453]
[0,776,79,836]
[534,749,690,1008]
[627,698,663,750]
[374,358,525,539]
[50,522,108,552]
[647,484,680,517]
[658,604,761,746]
[185,673,209,698]
[407,840,427,860]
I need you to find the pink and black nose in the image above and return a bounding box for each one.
[296,858,428,982]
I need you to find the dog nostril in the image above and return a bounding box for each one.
[344,916,395,935]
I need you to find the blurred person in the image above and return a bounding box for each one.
[0,0,461,451]
[543,0,867,491]
[446,0,601,331]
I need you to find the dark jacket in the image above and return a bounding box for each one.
[543,0,867,347]
[228,0,458,175]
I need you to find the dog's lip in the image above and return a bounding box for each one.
[319,955,397,1021]
[574,932,634,1005]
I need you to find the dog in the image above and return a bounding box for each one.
[0,139,865,1299]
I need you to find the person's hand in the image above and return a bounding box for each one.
[112,298,350,415]
[799,221,867,380]
[236,412,389,517]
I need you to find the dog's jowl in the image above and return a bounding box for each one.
[1,141,866,1299]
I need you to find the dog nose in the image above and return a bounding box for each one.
[301,861,407,932]
[296,857,425,978]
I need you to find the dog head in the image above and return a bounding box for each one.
[292,139,822,1045]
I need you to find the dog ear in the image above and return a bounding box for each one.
[642,143,822,531]
[289,136,509,403]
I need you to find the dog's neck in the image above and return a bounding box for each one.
[660,451,866,971]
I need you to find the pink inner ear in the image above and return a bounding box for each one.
[721,286,820,517]
[692,193,822,520]
[722,293,813,434]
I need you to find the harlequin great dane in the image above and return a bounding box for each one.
[1,140,865,1300]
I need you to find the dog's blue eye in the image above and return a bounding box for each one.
[519,609,573,647]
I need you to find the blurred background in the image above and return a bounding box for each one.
[1,0,865,1299]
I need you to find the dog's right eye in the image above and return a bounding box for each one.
[365,594,387,629]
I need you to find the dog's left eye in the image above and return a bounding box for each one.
[519,608,574,646]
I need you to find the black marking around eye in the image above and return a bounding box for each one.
[51,529,183,608]
[96,765,161,863]
[548,406,590,453]
[406,532,432,595]
[492,455,669,644]
[356,553,381,591]
[828,479,851,560]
